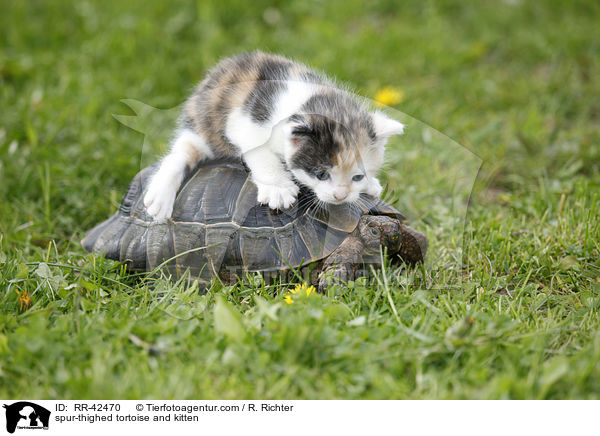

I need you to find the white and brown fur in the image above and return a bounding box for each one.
[144,51,405,219]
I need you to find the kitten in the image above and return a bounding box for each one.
[144,51,404,219]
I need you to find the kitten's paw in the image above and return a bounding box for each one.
[143,182,176,220]
[365,178,383,198]
[255,180,299,210]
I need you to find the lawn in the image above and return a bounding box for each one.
[1,0,599,399]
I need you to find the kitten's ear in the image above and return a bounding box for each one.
[284,117,312,147]
[283,122,300,147]
[371,111,405,140]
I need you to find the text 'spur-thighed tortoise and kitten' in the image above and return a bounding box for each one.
[143,51,406,220]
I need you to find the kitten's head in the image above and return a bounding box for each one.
[283,110,404,205]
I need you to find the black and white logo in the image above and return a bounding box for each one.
[3,402,50,434]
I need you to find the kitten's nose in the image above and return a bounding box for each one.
[334,192,348,201]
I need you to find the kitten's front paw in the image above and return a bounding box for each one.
[255,180,299,210]
[143,182,176,220]
[365,178,383,198]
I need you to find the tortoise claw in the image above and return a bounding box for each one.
[318,264,352,293]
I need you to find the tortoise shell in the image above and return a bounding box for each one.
[81,158,405,280]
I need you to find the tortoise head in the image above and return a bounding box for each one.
[356,215,402,254]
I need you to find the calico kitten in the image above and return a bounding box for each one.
[144,51,404,219]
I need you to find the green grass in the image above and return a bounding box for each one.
[1,0,599,399]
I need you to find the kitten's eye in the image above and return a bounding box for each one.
[352,174,365,182]
[315,171,330,181]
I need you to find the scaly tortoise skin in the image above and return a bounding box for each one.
[81,158,428,291]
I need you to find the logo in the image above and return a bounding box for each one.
[3,402,50,434]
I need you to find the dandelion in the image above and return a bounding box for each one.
[294,283,315,297]
[284,283,316,304]
[374,86,404,107]
[16,289,32,311]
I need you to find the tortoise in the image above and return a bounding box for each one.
[81,158,428,291]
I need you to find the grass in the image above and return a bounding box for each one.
[1,0,599,399]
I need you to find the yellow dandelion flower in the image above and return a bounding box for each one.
[16,290,32,310]
[374,86,404,107]
[293,283,316,297]
[304,285,315,297]
[284,283,317,304]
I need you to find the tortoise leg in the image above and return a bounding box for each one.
[317,235,365,293]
